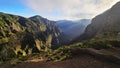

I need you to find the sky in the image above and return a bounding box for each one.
[0,0,119,20]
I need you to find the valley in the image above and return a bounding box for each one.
[0,1,120,68]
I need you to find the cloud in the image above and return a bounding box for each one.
[23,0,119,20]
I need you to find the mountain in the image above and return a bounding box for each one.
[75,2,120,41]
[29,15,62,46]
[0,12,62,57]
[29,15,69,48]
[57,19,91,41]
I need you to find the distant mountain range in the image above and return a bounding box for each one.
[57,19,91,41]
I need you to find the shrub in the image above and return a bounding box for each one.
[47,46,72,62]
[0,44,16,61]
[108,41,120,47]
[82,40,111,49]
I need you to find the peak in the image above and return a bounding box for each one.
[111,1,120,9]
[29,15,51,22]
[114,1,120,5]
[0,12,8,15]
[0,12,4,14]
[30,15,43,18]
[29,15,47,20]
[34,15,41,17]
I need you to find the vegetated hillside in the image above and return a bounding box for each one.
[1,2,120,68]
[57,19,91,41]
[75,1,120,41]
[29,15,63,47]
[3,43,120,68]
[0,12,62,59]
[29,16,70,48]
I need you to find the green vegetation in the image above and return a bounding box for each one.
[0,44,16,62]
[71,39,120,49]
[0,12,120,66]
[82,39,111,49]
[108,40,120,47]
[0,12,62,64]
[0,38,120,64]
[0,46,72,64]
[47,46,72,62]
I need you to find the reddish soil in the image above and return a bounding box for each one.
[2,48,120,68]
[14,55,119,68]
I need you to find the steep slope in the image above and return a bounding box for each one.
[0,12,62,57]
[75,2,120,41]
[57,19,91,41]
[29,15,62,47]
[29,16,71,48]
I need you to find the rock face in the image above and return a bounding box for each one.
[76,2,120,41]
[0,12,62,56]
[57,19,91,41]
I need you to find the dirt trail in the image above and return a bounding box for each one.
[2,48,120,68]
[71,48,120,64]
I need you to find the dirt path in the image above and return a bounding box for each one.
[14,55,119,68]
[2,48,120,68]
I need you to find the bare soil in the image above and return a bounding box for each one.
[2,48,120,68]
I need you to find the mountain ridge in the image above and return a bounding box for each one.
[73,1,120,42]
[0,12,62,57]
[57,19,91,41]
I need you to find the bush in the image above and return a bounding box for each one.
[0,44,16,61]
[70,43,89,48]
[108,41,120,47]
[82,40,111,49]
[47,46,72,62]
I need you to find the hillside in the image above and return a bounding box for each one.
[0,12,62,59]
[1,1,120,68]
[2,47,120,68]
[74,2,120,42]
